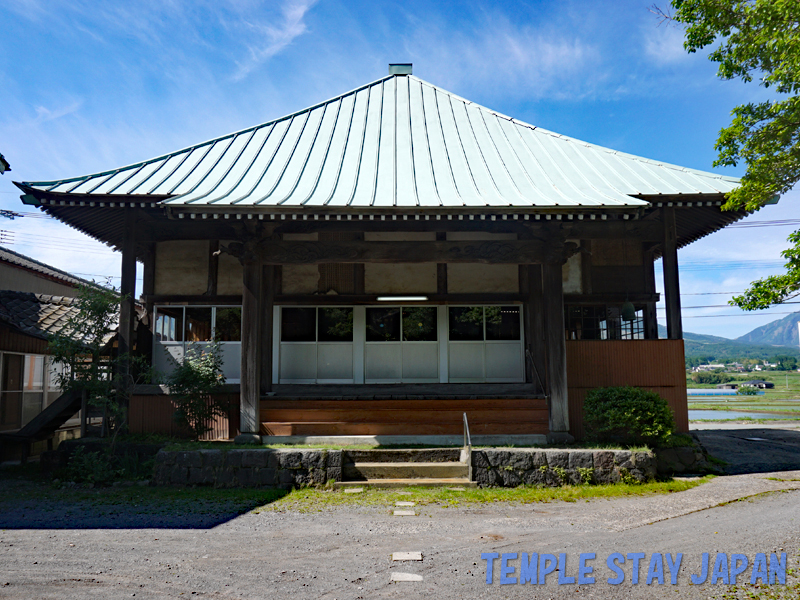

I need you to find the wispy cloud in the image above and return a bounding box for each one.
[644,21,690,65]
[401,12,600,102]
[233,0,318,81]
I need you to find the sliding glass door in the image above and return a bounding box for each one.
[448,306,524,382]
[364,307,439,383]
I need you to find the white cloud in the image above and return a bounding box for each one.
[233,0,319,81]
[644,21,690,65]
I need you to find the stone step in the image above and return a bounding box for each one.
[344,461,468,480]
[343,448,462,464]
[335,478,476,489]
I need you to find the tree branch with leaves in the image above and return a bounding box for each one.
[662,0,800,309]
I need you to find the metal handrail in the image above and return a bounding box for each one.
[462,412,473,482]
[526,348,546,395]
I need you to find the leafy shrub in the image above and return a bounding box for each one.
[584,386,675,447]
[737,385,759,396]
[167,341,227,440]
[62,445,154,484]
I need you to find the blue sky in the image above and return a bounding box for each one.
[0,0,796,340]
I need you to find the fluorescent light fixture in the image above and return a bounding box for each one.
[376,296,428,302]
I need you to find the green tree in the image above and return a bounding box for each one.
[166,341,227,441]
[48,284,143,440]
[664,1,800,309]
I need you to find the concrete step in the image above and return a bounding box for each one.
[335,478,476,489]
[345,461,469,480]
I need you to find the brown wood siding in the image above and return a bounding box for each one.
[0,326,50,355]
[566,339,688,439]
[129,394,239,440]
[260,397,548,436]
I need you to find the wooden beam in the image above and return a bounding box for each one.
[543,262,570,439]
[240,262,262,434]
[563,293,660,304]
[663,207,683,340]
[224,239,564,264]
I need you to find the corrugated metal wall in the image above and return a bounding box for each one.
[566,340,688,439]
[129,394,240,440]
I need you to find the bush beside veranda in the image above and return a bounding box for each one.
[584,386,675,447]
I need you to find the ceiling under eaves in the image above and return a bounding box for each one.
[19,74,740,210]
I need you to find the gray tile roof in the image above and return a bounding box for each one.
[18,74,739,210]
[0,290,84,341]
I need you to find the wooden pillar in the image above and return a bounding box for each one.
[543,261,572,441]
[643,247,659,340]
[118,208,137,430]
[239,262,262,437]
[260,265,275,395]
[523,264,546,394]
[663,207,683,340]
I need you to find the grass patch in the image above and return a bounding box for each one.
[262,476,713,512]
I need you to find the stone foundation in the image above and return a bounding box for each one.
[153,449,343,489]
[472,448,657,487]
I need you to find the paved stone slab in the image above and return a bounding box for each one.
[343,487,363,494]
[395,491,413,495]
[392,552,423,561]
[393,510,416,516]
[446,487,466,491]
[391,572,423,582]
[395,501,416,507]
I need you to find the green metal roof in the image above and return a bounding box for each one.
[19,74,739,210]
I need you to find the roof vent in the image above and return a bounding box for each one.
[389,63,412,76]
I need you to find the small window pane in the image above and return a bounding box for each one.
[485,306,521,341]
[318,308,353,342]
[366,307,401,342]
[23,356,44,391]
[1,353,23,392]
[185,307,213,342]
[215,307,242,342]
[282,308,316,342]
[155,307,183,342]
[449,307,483,341]
[402,307,437,341]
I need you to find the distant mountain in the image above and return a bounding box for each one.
[657,324,730,344]
[735,311,800,348]
[657,323,800,362]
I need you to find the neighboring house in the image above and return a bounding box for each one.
[716,383,739,390]
[15,64,756,443]
[0,291,80,433]
[0,245,99,297]
[0,248,129,458]
[740,380,774,389]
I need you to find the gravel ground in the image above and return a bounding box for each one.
[1,470,799,600]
